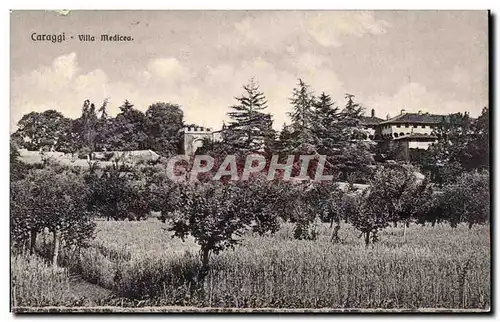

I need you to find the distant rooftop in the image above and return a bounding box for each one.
[360,115,385,126]
[380,112,448,125]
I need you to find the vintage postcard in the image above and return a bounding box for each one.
[10,10,490,313]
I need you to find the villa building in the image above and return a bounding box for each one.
[375,109,445,150]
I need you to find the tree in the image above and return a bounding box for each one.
[167,181,279,296]
[285,79,317,152]
[145,102,184,156]
[95,98,112,151]
[98,98,109,120]
[312,92,341,155]
[72,99,100,154]
[464,107,489,171]
[328,94,374,183]
[11,110,73,152]
[224,78,275,154]
[436,171,490,228]
[168,182,245,294]
[105,100,148,151]
[10,141,30,182]
[275,123,294,155]
[306,181,345,240]
[343,190,383,247]
[340,93,365,139]
[85,165,150,221]
[346,166,423,246]
[425,112,473,184]
[10,168,96,265]
[236,176,283,235]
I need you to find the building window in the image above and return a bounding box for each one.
[396,124,401,128]
[421,125,426,128]
[394,133,399,138]
[400,132,404,136]
[405,124,409,128]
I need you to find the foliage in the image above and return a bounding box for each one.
[235,177,283,235]
[72,99,100,153]
[224,78,275,154]
[85,165,151,221]
[166,179,285,293]
[284,79,317,153]
[424,107,490,185]
[306,181,345,225]
[144,102,184,156]
[435,171,490,228]
[11,110,74,152]
[10,167,96,264]
[345,165,425,246]
[105,100,149,151]
[311,92,340,155]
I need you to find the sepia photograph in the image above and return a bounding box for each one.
[9,9,490,313]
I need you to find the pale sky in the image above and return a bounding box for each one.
[10,10,488,131]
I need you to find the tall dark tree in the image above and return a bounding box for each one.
[330,94,374,183]
[145,102,184,156]
[464,106,489,171]
[423,112,475,184]
[72,99,100,154]
[286,79,317,152]
[95,99,112,151]
[312,92,341,155]
[98,98,109,120]
[106,100,148,151]
[224,78,275,154]
[338,93,365,140]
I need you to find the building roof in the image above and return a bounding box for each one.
[380,113,447,125]
[359,115,384,126]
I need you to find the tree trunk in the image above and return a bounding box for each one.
[393,220,397,228]
[431,219,436,227]
[29,228,37,255]
[42,230,47,249]
[329,216,334,228]
[364,231,370,248]
[331,222,341,243]
[468,222,473,229]
[52,228,60,267]
[403,222,407,240]
[198,247,210,285]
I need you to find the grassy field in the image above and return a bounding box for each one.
[18,218,486,310]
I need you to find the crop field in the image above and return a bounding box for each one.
[13,219,488,310]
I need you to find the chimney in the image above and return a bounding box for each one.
[418,110,422,115]
[401,109,406,115]
[371,109,375,118]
